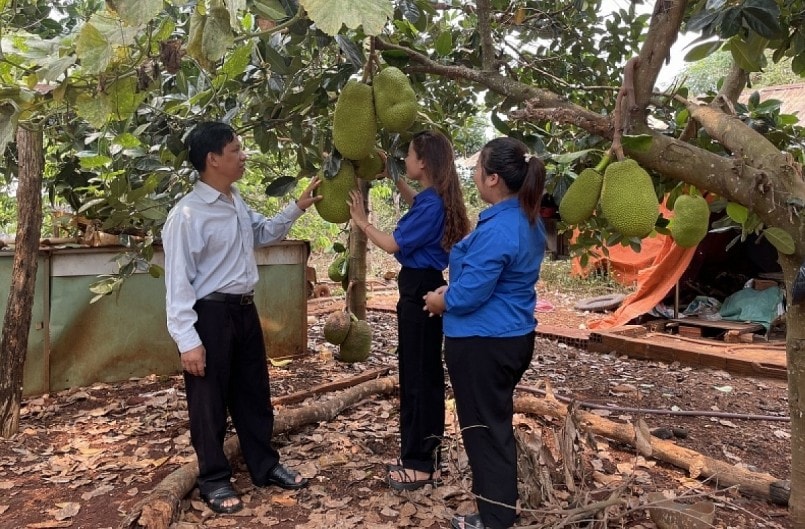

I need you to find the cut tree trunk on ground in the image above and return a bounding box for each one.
[119,374,397,529]
[514,393,789,505]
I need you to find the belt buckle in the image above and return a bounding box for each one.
[241,294,254,305]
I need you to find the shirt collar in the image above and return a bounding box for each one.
[479,196,518,222]
[195,180,235,204]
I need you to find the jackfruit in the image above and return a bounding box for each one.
[328,254,348,282]
[600,159,659,238]
[338,319,372,363]
[373,67,418,133]
[323,311,351,345]
[354,149,385,180]
[558,168,604,224]
[333,80,376,160]
[314,161,358,223]
[668,194,710,248]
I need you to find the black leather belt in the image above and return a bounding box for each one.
[199,292,254,305]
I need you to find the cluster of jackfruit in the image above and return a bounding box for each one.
[323,311,372,363]
[599,159,659,238]
[668,194,710,248]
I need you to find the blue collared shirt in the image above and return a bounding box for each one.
[163,180,303,353]
[392,187,448,270]
[443,197,546,338]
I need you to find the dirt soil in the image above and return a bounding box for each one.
[0,277,792,529]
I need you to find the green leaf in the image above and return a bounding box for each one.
[220,42,254,79]
[551,149,593,164]
[435,30,452,57]
[683,40,722,62]
[202,6,235,64]
[108,0,163,26]
[75,23,113,74]
[763,227,795,255]
[725,202,748,224]
[728,36,762,72]
[741,0,782,39]
[77,153,113,169]
[621,134,653,152]
[75,93,111,128]
[253,0,287,19]
[107,76,146,121]
[299,0,393,36]
[265,176,297,196]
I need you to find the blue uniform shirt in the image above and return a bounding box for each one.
[393,187,449,270]
[443,197,546,338]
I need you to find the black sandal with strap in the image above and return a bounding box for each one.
[387,467,441,491]
[200,484,243,514]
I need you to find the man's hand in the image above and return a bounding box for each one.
[296,176,322,211]
[181,345,206,377]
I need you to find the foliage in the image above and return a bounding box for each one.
[677,50,803,95]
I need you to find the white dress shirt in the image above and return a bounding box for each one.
[163,180,303,353]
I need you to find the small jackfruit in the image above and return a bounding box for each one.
[333,80,377,160]
[669,194,710,248]
[558,168,604,224]
[323,311,351,345]
[373,67,418,133]
[338,319,372,363]
[314,161,358,223]
[328,254,348,282]
[600,159,659,238]
[354,149,385,180]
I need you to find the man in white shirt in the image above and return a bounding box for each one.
[163,121,320,514]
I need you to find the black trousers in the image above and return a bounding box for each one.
[185,299,280,496]
[445,332,535,529]
[397,267,447,473]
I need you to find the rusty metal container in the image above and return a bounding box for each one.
[0,240,309,396]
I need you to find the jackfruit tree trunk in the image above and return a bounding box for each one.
[0,124,44,438]
[347,179,370,319]
[782,256,805,528]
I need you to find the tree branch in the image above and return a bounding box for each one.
[477,0,496,71]
[633,0,688,108]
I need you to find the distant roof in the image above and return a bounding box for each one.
[739,82,805,120]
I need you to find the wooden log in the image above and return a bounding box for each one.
[119,375,398,529]
[513,394,789,506]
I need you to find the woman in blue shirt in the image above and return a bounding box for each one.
[348,130,470,490]
[424,137,546,529]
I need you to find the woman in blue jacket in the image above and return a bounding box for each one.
[424,137,546,529]
[349,130,470,490]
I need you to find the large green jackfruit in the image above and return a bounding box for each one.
[314,161,357,223]
[323,311,351,345]
[333,81,376,160]
[338,319,372,363]
[600,159,659,238]
[558,168,604,224]
[354,149,385,180]
[669,194,710,248]
[373,67,418,133]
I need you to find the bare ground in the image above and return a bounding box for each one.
[0,262,793,529]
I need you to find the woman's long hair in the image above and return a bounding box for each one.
[410,130,471,249]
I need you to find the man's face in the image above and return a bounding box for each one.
[211,136,247,182]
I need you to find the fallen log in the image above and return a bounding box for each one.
[273,366,390,406]
[119,375,397,529]
[513,393,789,506]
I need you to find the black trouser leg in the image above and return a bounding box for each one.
[397,267,446,473]
[445,333,534,529]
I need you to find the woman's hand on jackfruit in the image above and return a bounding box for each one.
[347,189,369,229]
[295,176,322,211]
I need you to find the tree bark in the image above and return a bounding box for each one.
[514,394,789,505]
[347,179,370,320]
[119,375,397,529]
[0,123,43,438]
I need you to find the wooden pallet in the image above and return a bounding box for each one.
[588,325,786,379]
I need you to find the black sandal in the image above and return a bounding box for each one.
[387,468,441,491]
[451,513,486,529]
[200,484,243,514]
[266,463,309,490]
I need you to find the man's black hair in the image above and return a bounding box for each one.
[185,122,237,173]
